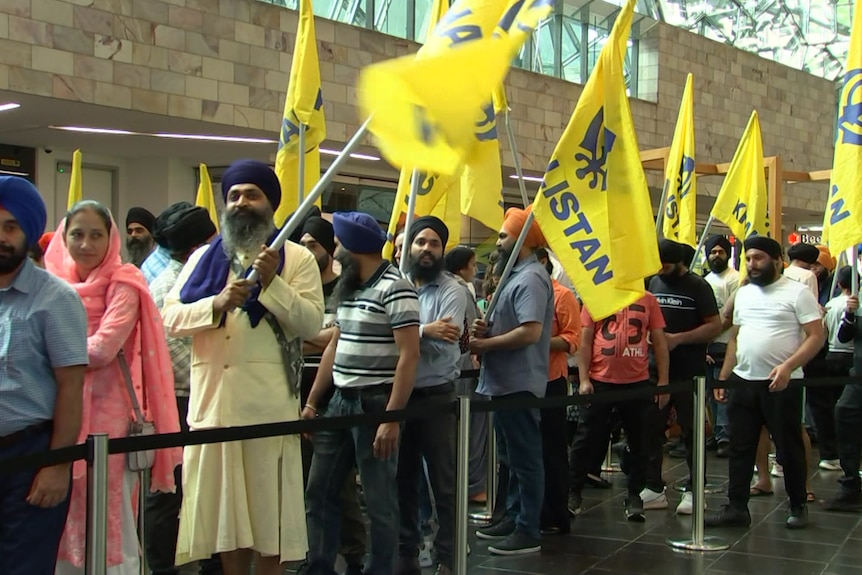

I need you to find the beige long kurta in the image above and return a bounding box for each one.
[162,241,324,564]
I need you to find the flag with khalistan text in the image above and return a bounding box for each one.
[661,73,697,247]
[710,111,770,241]
[195,163,219,232]
[67,149,82,210]
[273,0,325,227]
[532,0,660,322]
[826,0,862,256]
[358,0,553,175]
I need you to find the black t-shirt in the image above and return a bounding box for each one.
[304,277,340,367]
[648,272,719,381]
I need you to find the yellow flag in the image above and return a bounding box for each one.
[358,0,553,175]
[195,164,219,232]
[710,111,770,240]
[492,84,508,115]
[274,0,326,226]
[532,0,660,321]
[661,73,697,247]
[827,0,862,256]
[66,149,82,210]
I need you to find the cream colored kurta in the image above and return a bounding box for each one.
[162,241,324,564]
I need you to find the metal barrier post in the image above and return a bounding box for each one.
[138,469,149,575]
[668,377,728,552]
[601,442,621,473]
[86,433,109,575]
[469,413,496,524]
[455,395,471,574]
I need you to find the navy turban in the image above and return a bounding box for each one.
[705,235,732,257]
[221,159,281,210]
[0,176,46,247]
[332,211,386,255]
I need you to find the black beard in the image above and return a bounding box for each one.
[749,266,779,286]
[659,267,683,284]
[221,206,274,256]
[126,237,152,267]
[315,251,330,273]
[334,251,363,303]
[492,247,511,277]
[0,242,27,274]
[708,257,729,274]
[409,252,443,283]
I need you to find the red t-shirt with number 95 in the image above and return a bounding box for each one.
[581,292,666,384]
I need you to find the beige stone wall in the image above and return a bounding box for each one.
[0,0,836,214]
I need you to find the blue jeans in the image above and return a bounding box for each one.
[493,394,544,539]
[707,364,730,443]
[306,389,400,575]
[0,425,71,575]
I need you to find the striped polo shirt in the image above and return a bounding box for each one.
[334,262,420,388]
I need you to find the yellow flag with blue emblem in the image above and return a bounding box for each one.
[661,73,697,247]
[67,149,83,210]
[358,0,553,175]
[274,0,325,227]
[532,0,660,321]
[827,0,862,256]
[195,163,219,232]
[710,111,770,240]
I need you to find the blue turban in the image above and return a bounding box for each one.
[221,159,281,210]
[0,176,46,247]
[332,211,386,255]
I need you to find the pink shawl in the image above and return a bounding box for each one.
[44,216,182,492]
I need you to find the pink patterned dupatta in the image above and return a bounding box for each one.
[44,216,182,492]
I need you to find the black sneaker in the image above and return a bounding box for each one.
[786,505,808,529]
[624,495,645,522]
[822,491,862,512]
[488,531,542,556]
[704,505,751,527]
[567,491,583,517]
[586,473,612,489]
[476,518,515,540]
[716,441,730,458]
[706,436,718,451]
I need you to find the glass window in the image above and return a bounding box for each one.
[375,0,409,38]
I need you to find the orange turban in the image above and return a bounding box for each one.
[38,232,54,253]
[503,205,545,249]
[816,245,836,272]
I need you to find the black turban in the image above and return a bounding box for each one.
[407,216,449,249]
[744,236,782,260]
[289,205,322,244]
[705,235,732,257]
[221,159,281,210]
[161,206,216,255]
[658,239,684,265]
[787,242,820,265]
[681,244,696,268]
[152,202,194,249]
[126,207,156,233]
[301,216,336,255]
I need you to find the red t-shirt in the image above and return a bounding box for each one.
[581,293,666,384]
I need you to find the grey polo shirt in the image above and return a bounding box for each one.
[477,254,554,398]
[415,271,467,389]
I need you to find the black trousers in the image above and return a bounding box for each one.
[804,353,848,460]
[396,385,457,569]
[540,377,570,528]
[726,377,807,509]
[836,382,862,494]
[646,386,696,491]
[144,397,222,575]
[569,380,651,497]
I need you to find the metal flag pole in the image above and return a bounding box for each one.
[247,117,371,283]
[455,395,471,574]
[484,211,535,319]
[853,245,859,297]
[85,434,109,575]
[399,169,421,275]
[298,123,307,202]
[469,413,496,524]
[655,180,670,236]
[668,377,729,552]
[503,110,531,207]
[828,248,849,300]
[690,215,715,269]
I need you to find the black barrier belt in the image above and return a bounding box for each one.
[0,375,854,474]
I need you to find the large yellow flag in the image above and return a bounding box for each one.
[532,0,660,321]
[827,0,862,256]
[274,0,325,226]
[195,163,219,232]
[67,149,82,210]
[710,111,770,240]
[358,0,553,175]
[662,73,697,247]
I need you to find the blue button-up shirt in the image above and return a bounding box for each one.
[141,245,171,284]
[415,272,468,389]
[478,254,554,398]
[0,258,89,436]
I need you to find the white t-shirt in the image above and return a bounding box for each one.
[733,276,822,380]
[705,267,739,344]
[783,265,819,301]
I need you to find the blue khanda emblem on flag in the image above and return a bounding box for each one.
[665,155,695,229]
[278,88,324,153]
[575,108,617,190]
[475,102,498,142]
[838,69,862,146]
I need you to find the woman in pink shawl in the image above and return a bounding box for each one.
[44,200,182,574]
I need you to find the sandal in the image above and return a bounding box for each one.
[807,491,816,503]
[749,486,774,497]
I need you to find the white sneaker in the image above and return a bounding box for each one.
[675,492,705,515]
[770,463,784,478]
[640,488,668,510]
[819,459,841,471]
[418,539,434,568]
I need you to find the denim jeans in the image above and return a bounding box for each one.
[306,388,400,575]
[493,393,544,539]
[0,426,71,575]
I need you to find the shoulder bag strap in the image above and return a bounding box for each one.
[118,350,146,425]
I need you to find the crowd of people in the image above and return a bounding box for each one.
[1,161,861,575]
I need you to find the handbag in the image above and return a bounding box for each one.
[118,350,156,472]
